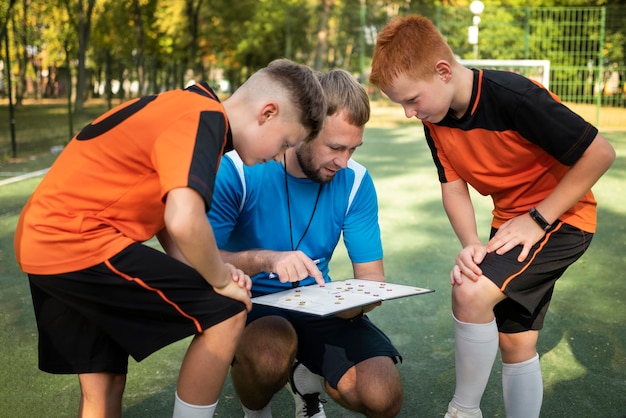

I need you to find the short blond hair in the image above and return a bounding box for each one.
[317,69,370,128]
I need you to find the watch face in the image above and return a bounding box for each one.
[530,208,550,230]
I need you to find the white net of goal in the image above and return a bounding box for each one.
[459,59,551,90]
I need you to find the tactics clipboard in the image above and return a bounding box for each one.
[252,278,434,316]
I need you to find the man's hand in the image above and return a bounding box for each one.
[486,213,545,262]
[450,244,485,285]
[268,251,325,286]
[334,301,382,320]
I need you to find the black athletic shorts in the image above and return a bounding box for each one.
[480,221,593,333]
[28,243,246,375]
[247,304,402,389]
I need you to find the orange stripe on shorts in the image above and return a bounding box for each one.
[104,259,203,333]
[500,222,564,292]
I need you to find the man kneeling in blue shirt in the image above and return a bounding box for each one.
[208,69,403,418]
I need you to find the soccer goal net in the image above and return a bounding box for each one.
[459,59,551,90]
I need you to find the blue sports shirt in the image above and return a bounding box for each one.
[208,150,383,296]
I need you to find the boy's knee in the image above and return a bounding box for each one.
[499,331,538,362]
[452,277,501,313]
[78,373,126,405]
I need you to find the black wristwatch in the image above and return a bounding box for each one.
[529,207,552,231]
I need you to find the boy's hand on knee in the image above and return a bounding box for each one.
[226,263,252,291]
[451,245,485,285]
[215,271,252,311]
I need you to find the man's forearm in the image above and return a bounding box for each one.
[219,249,273,277]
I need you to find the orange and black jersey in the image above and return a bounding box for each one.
[424,69,598,232]
[15,82,233,275]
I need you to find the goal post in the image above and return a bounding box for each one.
[459,59,551,90]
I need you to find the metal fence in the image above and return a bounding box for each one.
[415,5,625,130]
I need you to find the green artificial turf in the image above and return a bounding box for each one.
[0,104,624,417]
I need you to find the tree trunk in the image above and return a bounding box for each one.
[185,0,204,84]
[73,0,96,114]
[12,13,25,105]
[132,0,145,96]
[0,0,17,44]
[313,0,333,71]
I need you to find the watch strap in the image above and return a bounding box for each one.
[529,207,551,231]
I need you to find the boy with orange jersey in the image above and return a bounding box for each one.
[14,58,326,418]
[369,15,615,418]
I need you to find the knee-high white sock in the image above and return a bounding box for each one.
[450,315,499,413]
[502,353,542,418]
[173,391,217,418]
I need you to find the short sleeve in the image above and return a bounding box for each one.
[342,169,383,263]
[207,153,246,248]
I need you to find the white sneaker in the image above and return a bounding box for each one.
[242,401,272,418]
[444,403,483,418]
[286,362,326,418]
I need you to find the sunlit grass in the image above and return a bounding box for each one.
[542,333,587,393]
[0,100,108,163]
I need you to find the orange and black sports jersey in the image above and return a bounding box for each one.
[424,69,598,232]
[14,83,233,275]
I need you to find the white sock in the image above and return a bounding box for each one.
[502,353,543,418]
[292,363,325,395]
[172,391,217,418]
[449,315,499,413]
[241,402,272,418]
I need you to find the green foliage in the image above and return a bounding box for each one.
[1,1,625,108]
[236,1,312,70]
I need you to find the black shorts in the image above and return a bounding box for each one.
[247,304,401,389]
[480,221,593,333]
[28,243,246,375]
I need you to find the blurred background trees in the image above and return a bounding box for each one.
[0,0,625,114]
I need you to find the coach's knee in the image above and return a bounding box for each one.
[362,370,403,417]
[335,358,403,417]
[235,316,297,383]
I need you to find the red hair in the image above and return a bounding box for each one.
[369,15,455,89]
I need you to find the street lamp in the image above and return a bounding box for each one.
[468,0,484,59]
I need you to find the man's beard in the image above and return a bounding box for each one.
[295,146,332,184]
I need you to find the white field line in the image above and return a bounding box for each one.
[0,168,49,187]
